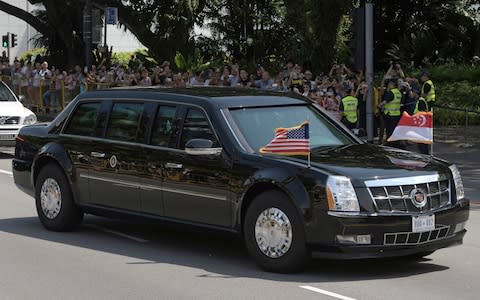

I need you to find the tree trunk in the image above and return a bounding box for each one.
[0,0,48,35]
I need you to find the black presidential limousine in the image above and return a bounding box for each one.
[12,87,469,272]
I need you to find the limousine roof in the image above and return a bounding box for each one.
[78,86,312,108]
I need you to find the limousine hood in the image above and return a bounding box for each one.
[278,144,452,185]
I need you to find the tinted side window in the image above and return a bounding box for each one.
[180,108,218,149]
[64,102,100,136]
[106,103,144,142]
[151,106,176,147]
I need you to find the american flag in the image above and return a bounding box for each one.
[259,122,310,156]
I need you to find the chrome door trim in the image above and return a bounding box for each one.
[80,174,138,188]
[80,174,227,201]
[161,187,227,201]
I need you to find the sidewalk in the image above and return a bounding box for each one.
[431,127,480,202]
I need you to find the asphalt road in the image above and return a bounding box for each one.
[0,149,479,300]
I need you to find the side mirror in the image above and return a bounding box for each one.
[185,138,222,156]
[18,95,25,102]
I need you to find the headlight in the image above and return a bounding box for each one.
[23,114,37,125]
[326,176,360,212]
[449,165,465,200]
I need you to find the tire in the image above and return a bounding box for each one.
[35,163,83,231]
[243,190,309,273]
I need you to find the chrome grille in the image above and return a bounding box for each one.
[0,116,21,125]
[368,179,451,213]
[384,225,451,245]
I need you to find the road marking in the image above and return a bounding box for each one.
[299,286,357,300]
[85,224,149,243]
[0,169,13,176]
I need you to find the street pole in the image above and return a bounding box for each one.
[365,1,374,143]
[83,0,92,70]
[26,0,30,50]
[6,32,10,64]
[104,9,107,48]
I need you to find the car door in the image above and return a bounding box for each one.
[87,101,145,211]
[162,106,232,227]
[138,103,178,216]
[61,101,103,205]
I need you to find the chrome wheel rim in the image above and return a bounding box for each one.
[254,207,292,258]
[40,178,62,219]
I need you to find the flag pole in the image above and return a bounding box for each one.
[430,107,434,156]
[306,119,311,168]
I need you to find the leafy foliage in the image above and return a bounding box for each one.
[111,51,132,68]
[2,0,480,76]
[374,0,480,68]
[18,47,47,63]
[174,48,210,73]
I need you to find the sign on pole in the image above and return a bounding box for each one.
[105,7,118,25]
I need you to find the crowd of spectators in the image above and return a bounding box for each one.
[1,57,368,113]
[1,55,432,141]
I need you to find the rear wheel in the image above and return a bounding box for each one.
[35,163,83,231]
[243,190,309,273]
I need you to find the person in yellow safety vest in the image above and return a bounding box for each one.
[378,79,402,142]
[414,96,428,114]
[420,70,435,110]
[339,86,359,130]
[410,84,430,154]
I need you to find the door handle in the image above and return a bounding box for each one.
[91,152,106,158]
[165,162,183,169]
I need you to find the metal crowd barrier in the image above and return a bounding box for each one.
[0,75,116,113]
[433,104,480,146]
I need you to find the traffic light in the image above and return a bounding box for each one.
[11,34,17,48]
[2,35,8,48]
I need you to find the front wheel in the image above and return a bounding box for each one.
[243,190,309,273]
[35,163,83,231]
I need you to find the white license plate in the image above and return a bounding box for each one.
[412,214,435,232]
[0,134,16,140]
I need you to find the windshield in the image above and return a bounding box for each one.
[229,105,354,153]
[0,82,17,102]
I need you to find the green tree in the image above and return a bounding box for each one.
[0,0,202,68]
[284,0,353,72]
[374,0,480,67]
[99,0,206,64]
[199,0,299,72]
[0,0,85,67]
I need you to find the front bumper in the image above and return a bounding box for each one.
[0,128,20,147]
[306,200,470,259]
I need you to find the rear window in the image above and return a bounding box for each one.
[64,102,101,136]
[151,106,177,147]
[106,102,144,142]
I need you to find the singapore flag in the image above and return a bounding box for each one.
[388,112,433,144]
